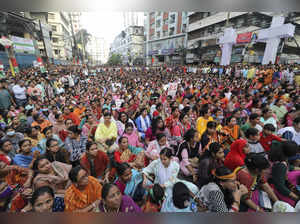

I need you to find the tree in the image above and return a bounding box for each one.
[107,54,122,65]
[75,29,91,62]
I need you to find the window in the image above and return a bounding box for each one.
[52,25,57,31]
[169,27,175,36]
[182,24,187,33]
[156,19,161,28]
[54,49,60,55]
[52,37,58,43]
[170,14,176,24]
[163,30,168,37]
[157,12,161,16]
[156,31,160,38]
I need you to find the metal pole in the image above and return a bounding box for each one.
[226,12,231,27]
[69,12,79,64]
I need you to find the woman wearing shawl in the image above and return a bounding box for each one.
[99,183,141,213]
[236,153,278,212]
[114,162,144,197]
[135,108,151,140]
[224,139,250,171]
[64,166,102,212]
[122,122,143,148]
[32,156,72,212]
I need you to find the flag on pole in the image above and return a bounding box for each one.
[0,60,5,78]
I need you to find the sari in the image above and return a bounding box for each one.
[33,161,72,197]
[64,176,102,211]
[224,139,247,171]
[115,169,143,197]
[99,195,141,212]
[237,167,271,212]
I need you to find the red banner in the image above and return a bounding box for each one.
[236,32,252,44]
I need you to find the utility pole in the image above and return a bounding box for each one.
[39,19,49,66]
[226,12,231,27]
[69,12,80,64]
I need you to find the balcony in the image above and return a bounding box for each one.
[187,12,248,33]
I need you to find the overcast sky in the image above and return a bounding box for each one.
[81,12,124,45]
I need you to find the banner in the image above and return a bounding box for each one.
[236,32,252,44]
[167,82,178,97]
[11,36,35,54]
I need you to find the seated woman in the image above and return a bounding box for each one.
[45,138,69,164]
[198,166,248,212]
[95,112,118,153]
[176,129,202,183]
[28,186,56,212]
[141,184,165,212]
[13,139,39,168]
[64,166,102,212]
[145,116,169,146]
[236,153,278,212]
[116,112,136,138]
[224,139,250,171]
[32,156,72,198]
[114,137,145,170]
[200,121,219,151]
[135,108,151,140]
[143,147,180,189]
[160,182,196,212]
[114,162,143,197]
[269,141,300,206]
[197,142,225,188]
[0,140,13,165]
[122,122,143,148]
[24,126,43,148]
[65,125,88,167]
[99,183,141,213]
[222,117,242,149]
[145,133,170,161]
[38,126,64,154]
[80,141,109,182]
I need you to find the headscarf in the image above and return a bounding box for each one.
[224,139,248,171]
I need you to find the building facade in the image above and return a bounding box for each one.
[122,12,144,29]
[86,36,109,65]
[145,12,188,66]
[109,26,144,65]
[70,12,82,34]
[187,12,300,64]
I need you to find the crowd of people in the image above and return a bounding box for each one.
[0,62,300,213]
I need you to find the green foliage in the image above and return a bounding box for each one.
[107,54,122,65]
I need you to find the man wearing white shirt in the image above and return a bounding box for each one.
[12,80,27,107]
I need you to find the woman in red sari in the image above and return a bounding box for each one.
[224,139,250,171]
